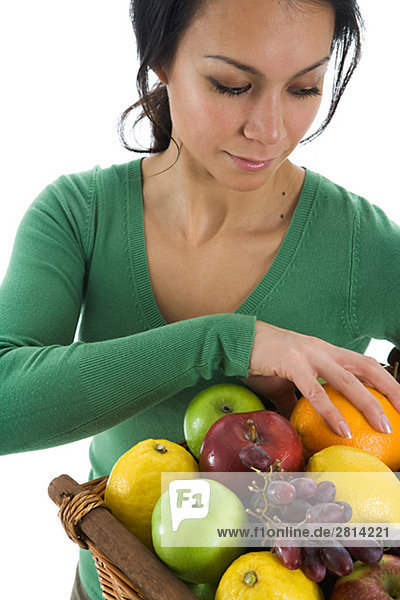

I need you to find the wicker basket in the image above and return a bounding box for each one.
[48,473,197,600]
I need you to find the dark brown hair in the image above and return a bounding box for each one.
[118,0,364,154]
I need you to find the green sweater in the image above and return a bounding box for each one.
[1,157,400,598]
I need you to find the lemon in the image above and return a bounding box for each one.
[306,445,400,523]
[216,551,323,600]
[306,445,393,473]
[104,439,198,549]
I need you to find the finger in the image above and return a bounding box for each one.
[320,363,393,434]
[343,354,400,413]
[358,372,400,414]
[293,371,353,438]
[314,342,400,401]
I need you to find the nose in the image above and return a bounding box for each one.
[242,93,286,145]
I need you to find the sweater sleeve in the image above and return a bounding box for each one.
[0,172,256,455]
[351,196,400,346]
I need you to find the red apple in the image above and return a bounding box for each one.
[199,410,304,473]
[330,554,400,600]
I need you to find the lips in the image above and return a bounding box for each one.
[235,155,272,163]
[227,152,275,172]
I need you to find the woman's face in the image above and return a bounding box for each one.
[158,0,335,191]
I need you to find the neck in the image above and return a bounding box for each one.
[141,147,305,246]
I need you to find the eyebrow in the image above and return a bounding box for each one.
[203,54,331,79]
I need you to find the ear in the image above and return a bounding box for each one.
[152,65,169,85]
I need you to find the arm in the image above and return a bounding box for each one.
[0,174,256,454]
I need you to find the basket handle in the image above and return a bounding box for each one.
[48,474,198,600]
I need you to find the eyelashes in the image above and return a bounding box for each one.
[210,78,252,96]
[291,87,322,99]
[209,77,322,99]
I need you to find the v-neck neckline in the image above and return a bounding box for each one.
[127,157,320,328]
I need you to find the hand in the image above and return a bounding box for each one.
[241,374,298,419]
[244,320,400,437]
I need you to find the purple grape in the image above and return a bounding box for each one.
[239,444,272,471]
[290,477,318,500]
[335,501,353,523]
[311,480,336,503]
[274,543,302,570]
[305,502,344,523]
[347,541,383,564]
[281,499,311,523]
[320,545,354,577]
[266,480,296,505]
[301,547,327,582]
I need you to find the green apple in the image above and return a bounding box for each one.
[151,478,247,584]
[185,581,218,600]
[184,383,265,458]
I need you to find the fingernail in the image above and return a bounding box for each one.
[380,414,393,434]
[338,420,353,439]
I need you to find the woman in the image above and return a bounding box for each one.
[1,0,400,598]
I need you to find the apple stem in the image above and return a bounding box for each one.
[247,419,257,443]
[243,571,258,587]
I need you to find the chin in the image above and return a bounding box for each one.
[181,149,282,193]
[224,178,274,193]
[216,166,278,193]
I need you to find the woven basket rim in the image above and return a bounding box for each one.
[57,474,145,599]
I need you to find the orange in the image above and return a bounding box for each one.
[215,551,323,600]
[290,383,400,470]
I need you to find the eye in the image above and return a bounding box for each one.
[210,77,251,97]
[290,86,322,99]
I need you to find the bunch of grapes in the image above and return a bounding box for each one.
[247,474,383,581]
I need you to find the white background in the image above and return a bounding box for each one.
[1,1,399,598]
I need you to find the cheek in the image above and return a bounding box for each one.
[288,100,323,141]
[199,99,239,136]
[169,82,236,143]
